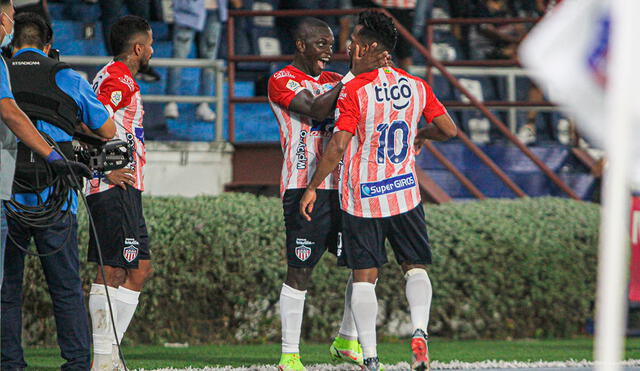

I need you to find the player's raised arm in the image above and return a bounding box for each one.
[300,83,360,221]
[287,46,389,121]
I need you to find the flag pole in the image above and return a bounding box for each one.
[594,1,637,370]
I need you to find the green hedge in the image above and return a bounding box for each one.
[19,195,599,345]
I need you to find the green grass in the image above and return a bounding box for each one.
[22,338,640,370]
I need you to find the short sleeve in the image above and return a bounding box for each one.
[55,69,110,131]
[96,76,133,115]
[0,57,14,100]
[334,84,361,135]
[268,69,307,109]
[421,80,446,123]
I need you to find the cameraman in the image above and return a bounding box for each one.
[1,12,115,370]
[0,0,89,312]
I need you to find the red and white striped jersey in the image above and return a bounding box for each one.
[335,67,446,218]
[372,0,416,9]
[86,61,146,195]
[268,65,342,197]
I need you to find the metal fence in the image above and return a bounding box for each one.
[61,56,226,142]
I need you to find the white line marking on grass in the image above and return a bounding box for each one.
[139,359,640,371]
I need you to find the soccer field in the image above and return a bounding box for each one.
[21,338,640,370]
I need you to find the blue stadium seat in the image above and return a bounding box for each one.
[431,74,455,101]
[52,21,80,42]
[459,110,506,144]
[150,22,170,42]
[49,2,100,22]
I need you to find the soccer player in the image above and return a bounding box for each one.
[85,15,153,371]
[268,17,389,371]
[300,11,458,371]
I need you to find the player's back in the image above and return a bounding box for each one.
[335,67,444,218]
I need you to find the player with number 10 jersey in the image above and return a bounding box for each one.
[300,11,457,371]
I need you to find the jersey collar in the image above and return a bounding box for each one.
[13,47,47,58]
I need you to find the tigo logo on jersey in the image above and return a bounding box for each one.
[360,173,416,199]
[123,238,140,263]
[374,77,412,110]
[295,238,315,261]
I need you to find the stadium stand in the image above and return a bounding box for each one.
[47,0,598,201]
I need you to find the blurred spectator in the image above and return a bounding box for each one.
[15,0,49,22]
[468,0,523,60]
[339,0,417,70]
[98,0,162,82]
[411,0,434,42]
[516,82,574,145]
[164,0,228,121]
[277,0,340,55]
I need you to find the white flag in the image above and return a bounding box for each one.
[519,0,640,186]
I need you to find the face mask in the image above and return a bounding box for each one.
[0,13,14,49]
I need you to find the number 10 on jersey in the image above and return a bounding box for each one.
[376,120,409,165]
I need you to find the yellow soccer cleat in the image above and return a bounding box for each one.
[330,336,364,366]
[278,353,307,371]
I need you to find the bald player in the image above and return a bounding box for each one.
[268,17,389,371]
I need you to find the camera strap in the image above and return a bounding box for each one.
[12,140,75,194]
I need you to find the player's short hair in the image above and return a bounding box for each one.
[0,0,11,9]
[13,12,51,49]
[293,17,331,42]
[356,10,398,52]
[110,15,151,57]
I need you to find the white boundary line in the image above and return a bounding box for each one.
[139,359,640,371]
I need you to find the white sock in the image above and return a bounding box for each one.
[338,274,358,340]
[113,286,140,344]
[351,282,378,358]
[279,283,306,354]
[89,283,118,355]
[405,268,432,334]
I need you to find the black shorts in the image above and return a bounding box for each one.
[87,185,150,269]
[341,205,431,269]
[283,189,342,268]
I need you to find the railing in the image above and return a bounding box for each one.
[226,8,579,200]
[61,56,226,142]
[410,65,558,132]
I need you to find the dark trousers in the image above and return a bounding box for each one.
[1,214,90,371]
[99,0,151,54]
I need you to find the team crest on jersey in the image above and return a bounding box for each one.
[286,79,301,92]
[295,238,314,261]
[123,238,140,263]
[110,91,122,106]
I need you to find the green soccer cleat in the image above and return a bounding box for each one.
[330,336,364,366]
[278,353,307,371]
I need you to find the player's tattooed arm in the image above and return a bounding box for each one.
[414,113,458,151]
[288,44,390,121]
[300,131,353,221]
